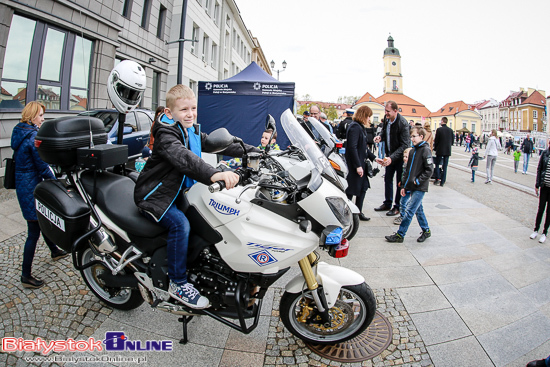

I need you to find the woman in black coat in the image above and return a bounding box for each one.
[345,105,376,221]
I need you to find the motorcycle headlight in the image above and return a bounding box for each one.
[326,196,352,227]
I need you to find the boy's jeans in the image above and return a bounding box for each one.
[377,141,385,159]
[399,191,410,216]
[144,204,191,284]
[397,191,429,238]
[514,160,519,173]
[471,170,476,182]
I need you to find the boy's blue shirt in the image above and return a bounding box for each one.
[160,114,201,188]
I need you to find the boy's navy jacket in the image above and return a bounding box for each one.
[11,122,56,221]
[134,115,259,221]
[401,140,433,192]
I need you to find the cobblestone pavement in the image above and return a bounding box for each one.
[264,289,433,367]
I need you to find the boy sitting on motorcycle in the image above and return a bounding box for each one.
[134,84,260,309]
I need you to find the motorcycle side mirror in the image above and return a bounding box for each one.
[203,128,236,153]
[265,115,276,132]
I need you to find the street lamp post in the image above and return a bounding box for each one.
[270,60,287,80]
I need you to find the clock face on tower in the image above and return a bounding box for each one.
[392,61,396,66]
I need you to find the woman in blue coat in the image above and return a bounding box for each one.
[345,105,376,221]
[11,101,67,289]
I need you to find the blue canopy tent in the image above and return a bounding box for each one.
[198,62,295,149]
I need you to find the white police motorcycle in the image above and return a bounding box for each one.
[33,107,376,345]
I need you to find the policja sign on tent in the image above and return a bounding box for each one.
[198,62,295,149]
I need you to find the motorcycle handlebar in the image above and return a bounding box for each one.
[208,180,226,193]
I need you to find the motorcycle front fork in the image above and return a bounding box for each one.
[298,253,330,324]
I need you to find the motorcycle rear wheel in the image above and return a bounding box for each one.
[343,213,360,240]
[79,247,143,310]
[280,283,375,344]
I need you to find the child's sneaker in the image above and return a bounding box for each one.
[385,233,404,243]
[530,231,538,240]
[393,216,402,225]
[417,230,431,243]
[539,234,547,244]
[169,281,210,309]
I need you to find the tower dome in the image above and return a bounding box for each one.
[384,35,400,56]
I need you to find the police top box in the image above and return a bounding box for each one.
[35,116,108,170]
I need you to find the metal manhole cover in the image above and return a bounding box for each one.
[305,310,392,362]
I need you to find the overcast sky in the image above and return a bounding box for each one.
[235,0,549,112]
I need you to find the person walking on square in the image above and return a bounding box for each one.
[385,127,433,243]
[484,129,501,184]
[344,106,376,221]
[433,117,453,187]
[521,134,534,174]
[374,101,411,217]
[467,147,483,183]
[464,133,471,152]
[11,101,68,289]
[531,138,550,244]
[513,148,521,173]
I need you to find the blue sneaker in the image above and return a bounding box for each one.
[169,281,210,309]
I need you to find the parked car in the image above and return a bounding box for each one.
[77,109,154,159]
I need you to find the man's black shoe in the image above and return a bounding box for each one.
[440,183,445,187]
[374,204,391,212]
[386,208,400,216]
[526,360,546,367]
[359,213,371,221]
[417,230,431,243]
[21,276,44,289]
[51,249,69,261]
[385,233,404,243]
[433,180,440,185]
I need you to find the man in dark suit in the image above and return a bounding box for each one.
[374,101,411,216]
[433,117,453,187]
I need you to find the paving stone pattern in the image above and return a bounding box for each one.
[264,289,433,367]
[0,231,113,367]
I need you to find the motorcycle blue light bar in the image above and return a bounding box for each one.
[325,227,343,245]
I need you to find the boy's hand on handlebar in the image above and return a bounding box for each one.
[211,171,239,189]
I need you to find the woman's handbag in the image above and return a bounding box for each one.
[3,154,15,189]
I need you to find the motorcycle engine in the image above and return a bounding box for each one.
[188,248,250,310]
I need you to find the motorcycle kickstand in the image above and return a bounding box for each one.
[178,316,194,344]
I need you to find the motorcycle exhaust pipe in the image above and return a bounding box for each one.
[90,227,117,254]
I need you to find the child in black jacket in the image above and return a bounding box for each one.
[467,147,484,183]
[385,127,434,243]
[134,85,259,308]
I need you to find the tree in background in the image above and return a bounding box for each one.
[337,96,359,105]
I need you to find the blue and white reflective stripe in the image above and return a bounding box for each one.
[144,182,162,200]
[325,227,343,245]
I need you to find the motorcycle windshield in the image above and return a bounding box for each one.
[281,109,344,191]
[307,117,335,152]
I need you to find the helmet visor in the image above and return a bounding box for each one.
[115,81,142,105]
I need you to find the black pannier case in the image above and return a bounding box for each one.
[34,180,90,252]
[35,116,108,169]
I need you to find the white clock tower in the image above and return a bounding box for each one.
[383,35,403,94]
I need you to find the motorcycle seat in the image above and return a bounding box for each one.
[80,171,166,239]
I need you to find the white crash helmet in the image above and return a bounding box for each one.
[107,60,146,113]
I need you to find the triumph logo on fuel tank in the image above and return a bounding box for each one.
[208,199,240,216]
[35,200,65,231]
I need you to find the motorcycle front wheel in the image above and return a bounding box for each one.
[79,247,143,310]
[280,283,375,344]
